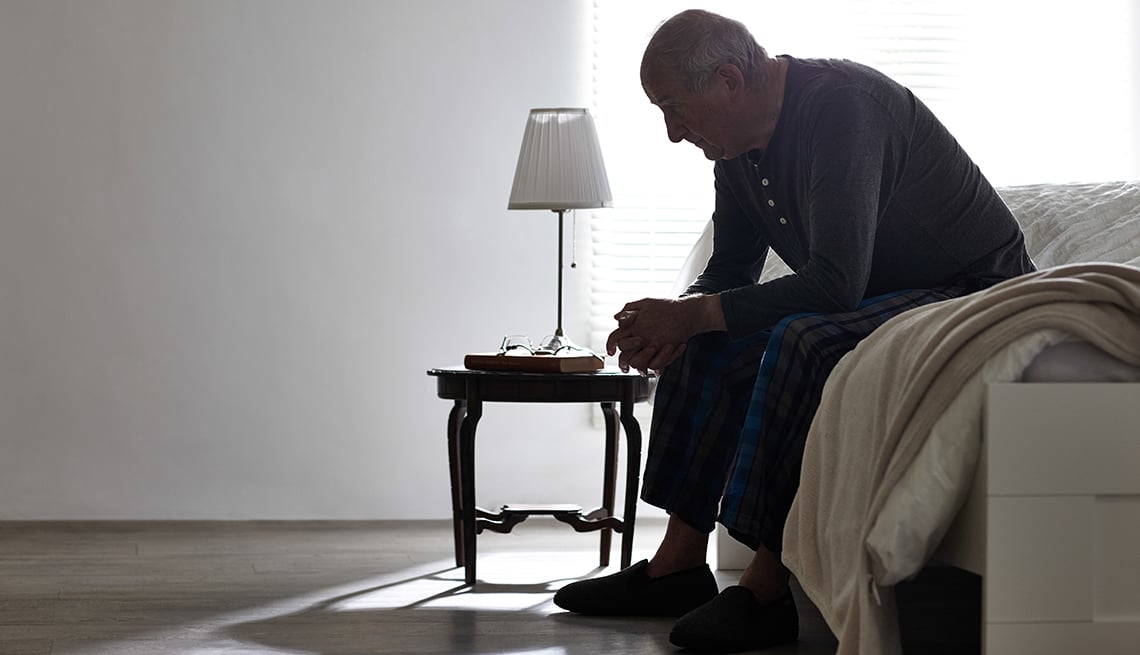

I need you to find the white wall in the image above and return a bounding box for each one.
[0,0,645,519]
[5,1,1138,522]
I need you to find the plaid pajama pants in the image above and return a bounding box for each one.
[641,285,971,553]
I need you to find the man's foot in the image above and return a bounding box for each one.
[669,586,798,652]
[553,559,718,617]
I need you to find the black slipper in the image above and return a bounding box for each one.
[669,586,798,652]
[553,559,718,617]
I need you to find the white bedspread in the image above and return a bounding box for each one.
[1000,181,1140,270]
[781,263,1140,655]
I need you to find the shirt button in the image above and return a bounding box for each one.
[761,178,770,186]
[779,217,788,225]
[767,199,775,207]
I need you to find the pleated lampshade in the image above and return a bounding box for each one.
[508,108,612,210]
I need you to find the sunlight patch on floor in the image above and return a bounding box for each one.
[322,551,611,613]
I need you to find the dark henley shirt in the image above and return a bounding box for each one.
[686,57,1035,338]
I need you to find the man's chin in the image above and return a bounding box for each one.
[689,139,728,160]
[700,146,723,160]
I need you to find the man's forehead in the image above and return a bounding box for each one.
[644,72,682,106]
[648,79,677,100]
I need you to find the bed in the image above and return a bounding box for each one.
[679,180,1140,654]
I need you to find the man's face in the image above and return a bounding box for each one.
[646,67,732,160]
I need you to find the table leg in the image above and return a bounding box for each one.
[599,401,618,567]
[446,400,467,568]
[619,386,643,569]
[460,385,483,586]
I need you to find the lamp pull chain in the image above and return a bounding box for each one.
[570,210,577,268]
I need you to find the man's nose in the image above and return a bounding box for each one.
[664,115,685,143]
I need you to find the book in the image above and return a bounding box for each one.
[464,351,604,373]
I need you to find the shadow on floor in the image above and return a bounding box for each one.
[225,564,680,655]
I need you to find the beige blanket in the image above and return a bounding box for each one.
[782,262,1140,655]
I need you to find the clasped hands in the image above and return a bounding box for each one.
[606,294,723,374]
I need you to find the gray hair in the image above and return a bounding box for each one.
[640,9,769,95]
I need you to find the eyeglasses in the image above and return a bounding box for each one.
[498,334,576,356]
[499,334,536,356]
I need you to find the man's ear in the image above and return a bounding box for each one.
[715,63,746,97]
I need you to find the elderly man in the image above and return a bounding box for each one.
[552,8,1034,653]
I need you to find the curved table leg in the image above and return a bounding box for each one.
[619,386,643,569]
[460,386,483,586]
[446,400,467,567]
[599,401,619,567]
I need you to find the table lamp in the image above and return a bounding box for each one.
[507,107,612,355]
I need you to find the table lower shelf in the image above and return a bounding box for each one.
[475,503,626,535]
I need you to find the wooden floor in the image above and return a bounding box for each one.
[0,519,838,655]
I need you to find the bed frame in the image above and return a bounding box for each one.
[934,382,1140,654]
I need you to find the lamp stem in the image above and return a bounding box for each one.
[555,208,565,337]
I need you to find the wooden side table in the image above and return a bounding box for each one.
[427,366,651,585]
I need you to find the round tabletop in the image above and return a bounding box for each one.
[427,366,652,404]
